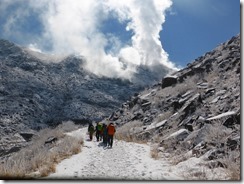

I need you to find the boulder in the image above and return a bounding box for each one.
[131,112,144,121]
[146,120,168,131]
[141,102,151,108]
[44,136,58,145]
[202,149,225,161]
[184,124,193,132]
[19,132,35,142]
[178,116,194,127]
[155,120,167,129]
[161,75,177,88]
[165,129,189,141]
[204,88,215,98]
[223,117,235,128]
[197,82,209,89]
[172,101,181,111]
[207,160,226,169]
[211,96,220,103]
[179,93,202,120]
[207,111,236,121]
[226,135,240,150]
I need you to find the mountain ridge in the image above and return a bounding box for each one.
[0,39,172,158]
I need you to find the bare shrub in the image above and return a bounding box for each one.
[205,71,219,83]
[203,122,232,146]
[155,110,173,123]
[186,168,208,180]
[174,79,196,95]
[150,145,159,160]
[151,96,163,109]
[219,149,240,180]
[53,136,83,159]
[116,121,146,143]
[156,76,197,99]
[57,121,78,133]
[151,134,162,143]
[160,137,178,152]
[171,153,190,166]
[0,126,83,179]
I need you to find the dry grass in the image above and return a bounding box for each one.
[150,145,160,160]
[155,110,173,123]
[157,76,197,98]
[116,121,147,144]
[219,149,240,180]
[203,122,232,146]
[185,168,208,180]
[57,120,79,132]
[0,121,83,179]
[205,71,219,84]
[171,153,191,166]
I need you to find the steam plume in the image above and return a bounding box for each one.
[1,0,177,79]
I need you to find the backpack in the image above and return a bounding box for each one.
[88,124,94,132]
[108,124,115,135]
[97,123,102,131]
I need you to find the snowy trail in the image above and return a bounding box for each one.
[47,128,181,180]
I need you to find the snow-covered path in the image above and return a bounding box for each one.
[47,128,181,180]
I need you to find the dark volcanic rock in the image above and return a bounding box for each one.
[19,132,35,142]
[161,75,177,88]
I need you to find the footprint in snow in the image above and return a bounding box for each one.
[74,171,78,178]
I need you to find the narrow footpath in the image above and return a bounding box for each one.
[47,128,182,180]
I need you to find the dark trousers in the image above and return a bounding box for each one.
[89,132,93,141]
[107,135,114,147]
[96,131,101,141]
[103,134,108,146]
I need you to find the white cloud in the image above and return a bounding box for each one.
[1,0,178,78]
[28,43,43,53]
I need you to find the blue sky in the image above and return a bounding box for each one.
[161,0,240,67]
[0,0,240,73]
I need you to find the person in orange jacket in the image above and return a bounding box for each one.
[107,122,116,148]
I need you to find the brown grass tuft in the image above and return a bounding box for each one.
[0,121,83,179]
[116,121,147,144]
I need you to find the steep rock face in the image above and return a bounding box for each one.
[0,39,171,157]
[111,34,240,170]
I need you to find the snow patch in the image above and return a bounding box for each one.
[47,128,181,180]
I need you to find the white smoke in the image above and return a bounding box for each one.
[1,0,177,79]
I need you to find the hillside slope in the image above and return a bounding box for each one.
[0,40,172,158]
[110,34,240,179]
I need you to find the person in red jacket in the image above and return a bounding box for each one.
[107,122,116,148]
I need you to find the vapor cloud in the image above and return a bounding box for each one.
[1,0,177,79]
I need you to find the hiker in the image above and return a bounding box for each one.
[95,122,103,141]
[102,123,108,147]
[88,123,95,141]
[107,122,116,148]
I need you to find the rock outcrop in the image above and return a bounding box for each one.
[111,34,240,172]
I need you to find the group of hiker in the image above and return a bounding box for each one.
[87,119,116,148]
